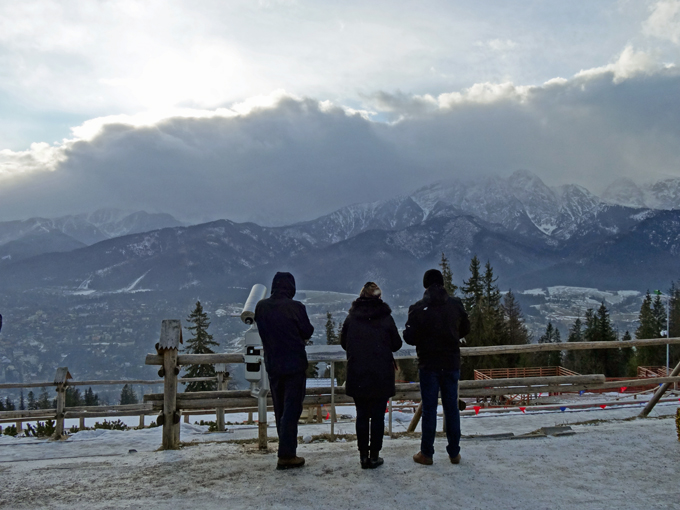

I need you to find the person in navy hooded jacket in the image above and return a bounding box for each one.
[255,272,314,470]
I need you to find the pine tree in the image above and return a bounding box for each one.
[583,303,622,376]
[37,387,51,409]
[565,317,585,372]
[27,391,37,410]
[19,390,25,411]
[500,290,530,367]
[183,301,219,392]
[120,384,138,405]
[669,281,680,365]
[652,292,667,335]
[670,282,680,338]
[439,252,458,296]
[65,387,82,407]
[325,311,338,345]
[4,397,15,411]
[481,261,504,354]
[460,256,504,377]
[501,291,530,345]
[461,255,483,312]
[84,387,99,406]
[0,398,4,411]
[635,291,657,339]
[636,291,665,366]
[549,328,562,367]
[536,323,562,366]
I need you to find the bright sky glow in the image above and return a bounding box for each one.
[0,0,679,223]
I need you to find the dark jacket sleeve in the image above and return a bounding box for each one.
[296,303,315,340]
[386,316,403,352]
[403,304,422,346]
[340,318,349,351]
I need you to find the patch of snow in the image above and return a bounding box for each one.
[522,288,546,296]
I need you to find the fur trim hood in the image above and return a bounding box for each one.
[348,297,393,321]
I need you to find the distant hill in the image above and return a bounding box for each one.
[0,209,183,262]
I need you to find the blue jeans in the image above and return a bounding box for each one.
[419,368,460,458]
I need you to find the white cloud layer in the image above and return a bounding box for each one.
[643,0,680,44]
[1,56,679,225]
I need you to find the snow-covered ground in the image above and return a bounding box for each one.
[1,398,679,510]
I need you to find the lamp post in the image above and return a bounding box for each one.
[653,290,671,376]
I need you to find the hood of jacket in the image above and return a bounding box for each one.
[348,297,392,321]
[423,284,449,305]
[271,272,296,299]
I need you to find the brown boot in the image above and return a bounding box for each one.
[276,456,305,470]
[450,454,461,464]
[413,451,433,465]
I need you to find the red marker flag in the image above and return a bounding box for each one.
[620,387,627,393]
[326,412,330,420]
[599,404,606,409]
[473,406,481,415]
[519,407,526,414]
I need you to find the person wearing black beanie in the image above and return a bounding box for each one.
[422,269,445,289]
[404,269,470,466]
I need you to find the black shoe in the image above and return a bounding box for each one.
[368,456,384,469]
[458,399,467,411]
[360,455,371,469]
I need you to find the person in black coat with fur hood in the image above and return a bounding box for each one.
[341,282,402,469]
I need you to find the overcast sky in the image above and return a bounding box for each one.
[1,0,680,224]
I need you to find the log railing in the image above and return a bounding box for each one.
[0,368,220,437]
[145,326,680,450]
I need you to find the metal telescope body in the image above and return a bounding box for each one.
[241,284,269,431]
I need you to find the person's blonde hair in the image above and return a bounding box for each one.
[360,281,382,299]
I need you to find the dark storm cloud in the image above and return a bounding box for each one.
[1,66,680,225]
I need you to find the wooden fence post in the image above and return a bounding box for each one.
[388,398,393,438]
[639,359,680,418]
[215,363,228,432]
[407,403,423,433]
[156,320,182,450]
[53,367,71,439]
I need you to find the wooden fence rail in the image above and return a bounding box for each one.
[143,327,680,450]
[0,366,220,436]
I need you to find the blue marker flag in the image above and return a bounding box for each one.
[560,407,567,412]
[579,390,585,396]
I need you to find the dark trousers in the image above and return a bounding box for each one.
[269,371,306,459]
[419,368,460,458]
[353,397,388,457]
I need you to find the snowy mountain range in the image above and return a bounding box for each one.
[0,209,182,263]
[282,170,680,247]
[601,177,680,210]
[0,171,678,297]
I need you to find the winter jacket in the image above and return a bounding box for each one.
[403,284,470,371]
[254,272,315,376]
[340,298,403,399]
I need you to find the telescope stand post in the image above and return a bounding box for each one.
[330,362,335,440]
[257,394,268,450]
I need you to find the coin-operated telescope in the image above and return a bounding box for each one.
[240,284,269,445]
